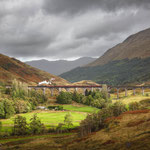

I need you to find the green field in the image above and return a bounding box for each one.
[0,105,99,133]
[63,105,99,113]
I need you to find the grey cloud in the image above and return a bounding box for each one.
[43,0,150,15]
[0,0,150,61]
[74,9,150,40]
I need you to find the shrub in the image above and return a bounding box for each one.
[86,95,94,105]
[56,92,72,104]
[78,102,128,137]
[64,113,73,128]
[3,99,15,119]
[146,93,149,97]
[0,101,5,118]
[110,102,127,117]
[12,79,28,99]
[56,123,65,133]
[5,88,11,95]
[72,92,83,103]
[139,99,150,108]
[14,100,31,113]
[90,98,107,109]
[79,107,113,137]
[56,105,63,111]
[0,121,2,131]
[47,105,64,111]
[29,114,45,134]
[128,102,141,111]
[13,115,28,135]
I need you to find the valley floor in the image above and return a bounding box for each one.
[1,109,150,150]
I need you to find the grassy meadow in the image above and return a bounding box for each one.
[0,105,99,133]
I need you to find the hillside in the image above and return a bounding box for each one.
[1,110,150,150]
[72,80,100,86]
[26,57,96,75]
[0,53,69,85]
[60,28,150,85]
[88,28,150,66]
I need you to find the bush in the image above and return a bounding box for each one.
[14,99,32,113]
[12,79,28,99]
[64,113,73,128]
[128,102,141,111]
[0,121,2,131]
[56,92,72,104]
[29,114,45,134]
[79,107,113,137]
[56,106,63,111]
[146,93,149,97]
[0,101,5,118]
[139,99,150,108]
[85,95,94,105]
[72,92,83,103]
[3,99,15,119]
[5,88,11,95]
[90,98,107,109]
[110,102,127,117]
[47,106,57,110]
[13,115,28,135]
[47,105,64,111]
[78,102,128,137]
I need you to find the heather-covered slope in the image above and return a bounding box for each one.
[0,53,69,85]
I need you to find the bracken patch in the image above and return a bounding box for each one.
[123,110,150,114]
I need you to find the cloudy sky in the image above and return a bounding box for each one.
[0,0,150,61]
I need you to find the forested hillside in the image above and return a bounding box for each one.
[61,58,150,85]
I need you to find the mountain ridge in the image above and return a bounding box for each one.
[25,57,96,75]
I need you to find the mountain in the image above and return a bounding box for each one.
[25,57,96,75]
[0,53,69,85]
[88,28,150,66]
[60,28,150,85]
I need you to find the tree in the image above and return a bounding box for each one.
[64,113,73,128]
[0,121,2,132]
[56,92,72,104]
[86,95,94,105]
[0,101,5,118]
[13,115,28,135]
[85,89,89,96]
[29,114,45,134]
[3,99,15,119]
[72,92,83,103]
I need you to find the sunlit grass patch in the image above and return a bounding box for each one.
[63,105,99,113]
[0,110,87,133]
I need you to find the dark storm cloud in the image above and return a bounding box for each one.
[0,0,150,61]
[43,0,150,15]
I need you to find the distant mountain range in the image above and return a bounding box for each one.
[25,57,96,75]
[60,28,150,86]
[0,53,69,85]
